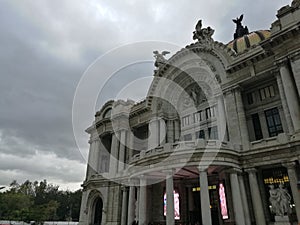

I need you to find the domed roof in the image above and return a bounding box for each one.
[227,30,271,53]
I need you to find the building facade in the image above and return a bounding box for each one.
[79,1,300,225]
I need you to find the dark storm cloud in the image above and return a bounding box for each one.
[0,0,292,189]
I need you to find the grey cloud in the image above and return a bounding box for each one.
[0,0,292,189]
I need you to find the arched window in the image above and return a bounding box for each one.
[93,197,103,225]
[103,108,112,119]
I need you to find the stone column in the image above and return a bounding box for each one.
[217,95,228,142]
[230,170,246,225]
[238,174,251,225]
[109,132,119,176]
[284,162,300,223]
[121,187,128,225]
[165,170,175,225]
[148,118,160,149]
[275,72,294,134]
[118,130,127,172]
[138,176,147,225]
[198,167,212,225]
[234,87,250,149]
[127,186,136,225]
[278,60,300,132]
[174,119,180,142]
[136,187,140,221]
[246,168,266,225]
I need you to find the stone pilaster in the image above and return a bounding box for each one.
[217,95,228,141]
[174,119,180,142]
[234,87,250,149]
[290,52,300,98]
[283,162,300,223]
[223,89,242,147]
[87,137,100,178]
[109,132,119,176]
[275,72,294,134]
[278,59,300,132]
[118,130,127,172]
[148,118,160,149]
[246,168,266,225]
[167,120,175,143]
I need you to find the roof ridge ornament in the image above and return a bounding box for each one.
[233,14,249,39]
[192,20,215,44]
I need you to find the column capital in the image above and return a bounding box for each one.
[244,168,258,174]
[138,174,148,186]
[121,186,128,192]
[228,167,243,174]
[288,50,300,62]
[282,161,296,169]
[275,57,289,67]
[162,169,175,177]
[127,177,139,186]
[197,165,209,172]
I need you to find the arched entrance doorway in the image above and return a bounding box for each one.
[92,197,103,225]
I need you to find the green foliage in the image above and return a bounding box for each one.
[0,180,82,223]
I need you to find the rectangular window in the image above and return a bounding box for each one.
[184,134,192,141]
[208,126,218,140]
[182,115,190,127]
[265,108,283,137]
[259,85,275,101]
[196,130,205,139]
[247,92,254,105]
[194,111,202,123]
[252,113,263,140]
[260,88,266,100]
[205,107,216,119]
[205,108,211,119]
[211,106,216,117]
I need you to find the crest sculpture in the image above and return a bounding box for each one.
[153,50,170,70]
[233,14,249,39]
[192,20,215,44]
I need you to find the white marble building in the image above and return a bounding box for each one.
[79,1,300,225]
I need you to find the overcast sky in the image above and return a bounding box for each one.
[0,0,292,191]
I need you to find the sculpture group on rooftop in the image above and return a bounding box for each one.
[233,14,249,39]
[192,20,215,43]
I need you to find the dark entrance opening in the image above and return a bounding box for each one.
[191,188,221,225]
[93,197,103,225]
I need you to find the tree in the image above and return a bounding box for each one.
[0,180,82,223]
